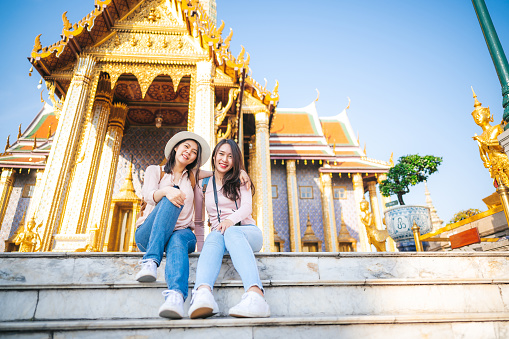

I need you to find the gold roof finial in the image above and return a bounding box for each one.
[17,124,22,139]
[33,136,37,150]
[346,97,351,110]
[47,125,52,139]
[315,88,320,102]
[112,156,140,202]
[5,135,10,153]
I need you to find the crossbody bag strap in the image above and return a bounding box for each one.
[212,174,221,223]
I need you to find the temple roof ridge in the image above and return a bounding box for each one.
[29,0,278,109]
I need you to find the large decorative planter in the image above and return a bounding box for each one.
[384,205,432,243]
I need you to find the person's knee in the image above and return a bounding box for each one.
[224,226,244,242]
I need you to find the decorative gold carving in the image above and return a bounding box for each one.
[129,34,138,47]
[360,196,389,252]
[146,8,160,23]
[109,102,129,130]
[286,160,302,252]
[33,34,42,54]
[215,87,239,127]
[472,88,509,186]
[101,63,194,97]
[95,73,113,103]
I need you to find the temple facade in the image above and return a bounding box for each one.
[0,0,394,253]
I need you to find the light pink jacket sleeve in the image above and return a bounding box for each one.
[141,165,161,205]
[225,184,253,225]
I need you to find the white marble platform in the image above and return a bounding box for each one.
[2,252,509,337]
[2,313,509,339]
[3,252,509,286]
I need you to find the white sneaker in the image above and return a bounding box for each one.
[188,288,219,319]
[228,291,270,318]
[159,290,185,319]
[135,259,157,282]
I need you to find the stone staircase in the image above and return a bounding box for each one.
[1,252,509,338]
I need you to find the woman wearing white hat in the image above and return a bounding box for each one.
[134,131,211,319]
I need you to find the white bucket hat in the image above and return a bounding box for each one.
[164,131,211,167]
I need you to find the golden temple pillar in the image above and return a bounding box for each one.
[286,160,302,252]
[352,173,371,252]
[192,61,215,169]
[84,103,129,251]
[319,172,339,252]
[59,73,113,236]
[377,174,397,252]
[255,110,275,252]
[367,181,383,230]
[248,136,257,222]
[31,55,97,251]
[0,169,15,227]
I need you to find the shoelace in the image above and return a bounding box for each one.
[139,259,156,267]
[162,290,181,304]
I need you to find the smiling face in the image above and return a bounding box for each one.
[174,139,198,167]
[213,143,234,175]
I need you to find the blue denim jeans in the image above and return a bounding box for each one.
[135,197,196,299]
[194,225,263,292]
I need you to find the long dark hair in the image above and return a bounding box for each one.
[164,138,201,180]
[212,139,254,202]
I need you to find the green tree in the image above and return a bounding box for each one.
[447,208,482,225]
[379,154,443,205]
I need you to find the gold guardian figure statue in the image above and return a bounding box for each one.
[471,88,509,186]
[360,197,389,252]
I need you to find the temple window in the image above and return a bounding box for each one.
[272,185,278,199]
[333,186,347,200]
[299,186,313,199]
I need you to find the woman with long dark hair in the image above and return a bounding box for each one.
[188,139,270,319]
[134,131,210,319]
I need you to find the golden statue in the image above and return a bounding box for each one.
[75,224,100,252]
[471,88,509,186]
[360,197,389,252]
[13,214,42,252]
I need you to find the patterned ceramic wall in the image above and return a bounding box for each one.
[270,163,290,251]
[0,172,36,251]
[331,175,359,241]
[295,163,325,251]
[113,126,185,197]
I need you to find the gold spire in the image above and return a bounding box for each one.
[112,157,140,202]
[472,86,482,109]
[18,124,22,139]
[33,136,37,150]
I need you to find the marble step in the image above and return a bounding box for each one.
[3,278,509,321]
[3,251,509,287]
[1,313,509,339]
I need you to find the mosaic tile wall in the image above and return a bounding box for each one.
[331,175,359,241]
[295,163,325,251]
[270,163,290,252]
[0,172,36,251]
[270,162,363,252]
[113,126,185,197]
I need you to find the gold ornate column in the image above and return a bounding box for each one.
[59,73,113,236]
[84,103,129,251]
[0,169,15,227]
[255,110,275,252]
[319,172,339,252]
[286,160,302,252]
[248,136,257,222]
[377,174,397,251]
[31,55,97,251]
[352,173,370,252]
[192,61,215,169]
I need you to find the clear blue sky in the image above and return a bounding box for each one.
[0,0,508,224]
